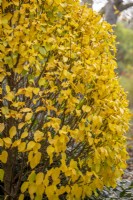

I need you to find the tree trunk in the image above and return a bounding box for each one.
[3,149,17,200]
[103,0,119,24]
[82,0,133,25]
[4,150,13,200]
[101,0,133,25]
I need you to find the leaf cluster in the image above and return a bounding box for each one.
[0,0,130,200]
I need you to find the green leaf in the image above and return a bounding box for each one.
[39,47,46,55]
[28,171,36,183]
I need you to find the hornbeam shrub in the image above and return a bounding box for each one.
[0,0,130,200]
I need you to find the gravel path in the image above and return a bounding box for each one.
[123,123,133,180]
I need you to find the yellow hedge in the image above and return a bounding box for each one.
[0,0,130,199]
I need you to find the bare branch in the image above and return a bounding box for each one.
[119,2,133,11]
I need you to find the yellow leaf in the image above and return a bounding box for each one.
[12,139,21,147]
[3,137,12,147]
[36,172,44,185]
[4,91,14,101]
[0,123,5,132]
[21,182,29,193]
[60,2,68,7]
[34,130,44,142]
[54,0,61,4]
[20,108,32,113]
[63,70,71,78]
[0,169,4,181]
[21,131,28,139]
[0,44,5,53]
[52,168,60,181]
[36,184,45,196]
[82,105,91,112]
[33,88,40,95]
[88,137,93,145]
[45,185,55,197]
[18,194,24,200]
[33,143,41,153]
[38,78,46,86]
[28,151,34,162]
[92,116,102,128]
[1,107,9,115]
[18,123,25,129]
[27,141,36,151]
[25,113,33,121]
[35,106,46,113]
[2,13,12,23]
[70,159,77,169]
[46,145,55,155]
[0,75,4,82]
[108,123,115,132]
[63,56,68,62]
[18,142,26,152]
[6,85,10,93]
[9,126,17,138]
[0,150,8,163]
[30,152,41,169]
[12,0,19,6]
[28,183,37,195]
[46,146,54,164]
[12,102,25,108]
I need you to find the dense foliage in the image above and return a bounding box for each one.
[0,0,130,199]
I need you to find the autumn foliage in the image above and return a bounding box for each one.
[0,0,130,199]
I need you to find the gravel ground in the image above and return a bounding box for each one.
[123,144,133,180]
[123,122,133,180]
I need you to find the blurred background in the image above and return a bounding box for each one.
[81,0,133,179]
